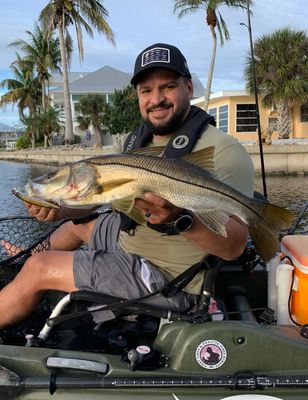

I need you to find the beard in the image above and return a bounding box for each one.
[143,101,190,135]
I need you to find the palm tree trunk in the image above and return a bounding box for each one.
[204,24,217,111]
[94,127,103,147]
[277,100,291,139]
[57,19,74,144]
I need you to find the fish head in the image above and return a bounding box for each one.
[26,163,98,205]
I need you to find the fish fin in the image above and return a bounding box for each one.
[12,189,60,209]
[182,146,216,174]
[125,207,147,225]
[127,146,165,157]
[112,194,136,213]
[101,178,135,192]
[196,210,229,237]
[248,202,296,262]
[112,195,146,225]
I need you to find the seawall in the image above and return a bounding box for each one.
[0,143,307,176]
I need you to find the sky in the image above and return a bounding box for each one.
[0,0,307,126]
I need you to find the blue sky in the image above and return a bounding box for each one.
[0,0,307,126]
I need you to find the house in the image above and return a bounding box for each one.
[0,122,21,150]
[49,66,205,144]
[192,90,308,141]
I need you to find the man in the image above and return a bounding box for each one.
[0,43,254,327]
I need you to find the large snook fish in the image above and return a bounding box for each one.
[22,147,295,262]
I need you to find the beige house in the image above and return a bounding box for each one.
[192,90,308,141]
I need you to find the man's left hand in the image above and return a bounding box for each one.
[134,192,183,224]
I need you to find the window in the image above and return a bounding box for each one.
[300,105,308,122]
[218,105,228,133]
[208,107,217,120]
[236,104,257,132]
[268,117,278,131]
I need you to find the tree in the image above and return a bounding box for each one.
[38,106,63,147]
[245,27,308,139]
[103,85,142,136]
[173,0,252,110]
[9,22,61,111]
[39,0,115,144]
[0,54,41,120]
[75,94,107,146]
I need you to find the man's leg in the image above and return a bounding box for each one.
[0,250,77,328]
[49,219,98,250]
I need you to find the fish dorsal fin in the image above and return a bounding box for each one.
[127,146,165,157]
[182,146,215,174]
[196,210,229,237]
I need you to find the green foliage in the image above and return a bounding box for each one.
[16,134,31,150]
[104,85,142,135]
[75,93,107,146]
[245,27,308,107]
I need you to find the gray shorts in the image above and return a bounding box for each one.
[73,212,197,317]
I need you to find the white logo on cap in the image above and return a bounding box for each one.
[141,47,170,67]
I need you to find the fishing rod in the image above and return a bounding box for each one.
[288,200,308,234]
[241,1,267,197]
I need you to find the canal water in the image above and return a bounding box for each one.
[0,160,307,233]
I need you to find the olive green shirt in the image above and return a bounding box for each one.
[113,124,255,295]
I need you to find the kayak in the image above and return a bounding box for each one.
[0,216,308,400]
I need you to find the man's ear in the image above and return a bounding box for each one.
[187,78,194,99]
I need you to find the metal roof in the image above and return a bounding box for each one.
[50,65,204,98]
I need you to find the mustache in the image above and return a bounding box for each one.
[146,102,172,112]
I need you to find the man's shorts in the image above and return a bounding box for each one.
[73,212,198,319]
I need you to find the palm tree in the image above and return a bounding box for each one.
[39,0,115,144]
[9,22,61,112]
[38,106,63,147]
[245,28,308,139]
[174,0,252,110]
[75,94,107,146]
[0,54,41,120]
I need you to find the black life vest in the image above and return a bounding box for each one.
[120,105,216,234]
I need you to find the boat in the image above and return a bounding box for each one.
[0,211,308,400]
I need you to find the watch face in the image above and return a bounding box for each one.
[174,213,194,232]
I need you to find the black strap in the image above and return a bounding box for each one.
[120,106,215,235]
[47,256,213,327]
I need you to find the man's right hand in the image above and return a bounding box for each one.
[24,203,63,222]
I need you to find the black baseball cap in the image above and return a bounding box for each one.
[131,43,192,86]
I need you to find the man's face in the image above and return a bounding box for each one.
[136,68,193,135]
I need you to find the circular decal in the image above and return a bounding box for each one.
[195,340,227,370]
[172,135,189,149]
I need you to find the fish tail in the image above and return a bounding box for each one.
[249,202,296,262]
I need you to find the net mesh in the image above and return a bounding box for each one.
[0,216,65,339]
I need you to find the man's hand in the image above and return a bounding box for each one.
[24,203,62,222]
[134,192,183,224]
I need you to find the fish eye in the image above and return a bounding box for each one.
[46,171,56,179]
[94,184,103,194]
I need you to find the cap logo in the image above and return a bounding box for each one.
[141,47,170,67]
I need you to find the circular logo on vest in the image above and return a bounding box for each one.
[196,340,227,370]
[172,135,189,149]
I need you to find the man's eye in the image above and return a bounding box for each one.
[141,89,151,94]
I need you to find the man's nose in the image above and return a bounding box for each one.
[150,88,166,105]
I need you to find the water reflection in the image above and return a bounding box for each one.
[255,176,308,234]
[0,161,55,217]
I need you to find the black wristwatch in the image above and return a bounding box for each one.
[147,210,194,235]
[169,210,194,233]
